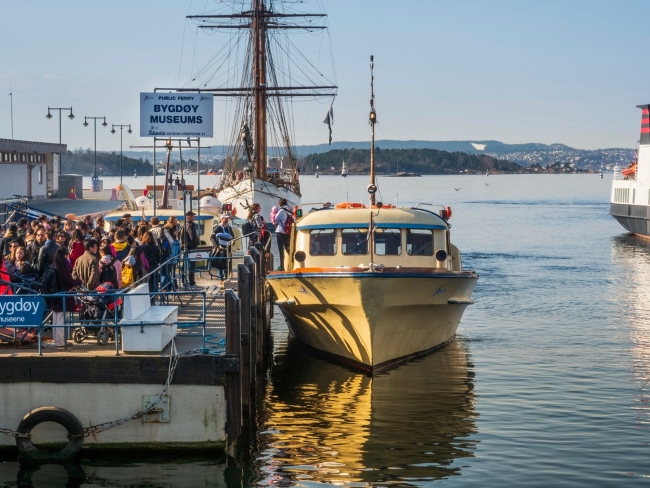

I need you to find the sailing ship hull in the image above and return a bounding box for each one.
[268,269,478,373]
[217,177,300,228]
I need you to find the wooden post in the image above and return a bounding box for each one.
[243,255,257,396]
[224,290,241,452]
[237,263,252,415]
[249,247,264,367]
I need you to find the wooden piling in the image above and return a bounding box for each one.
[224,290,241,454]
[237,262,252,415]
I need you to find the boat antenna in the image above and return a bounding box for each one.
[368,55,377,207]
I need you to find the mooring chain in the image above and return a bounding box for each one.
[0,427,31,439]
[0,340,225,440]
[72,350,183,439]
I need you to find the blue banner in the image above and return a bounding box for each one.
[0,296,45,327]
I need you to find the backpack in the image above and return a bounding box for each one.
[99,261,118,289]
[242,220,254,235]
[155,228,172,258]
[41,265,58,295]
[281,209,295,233]
[157,235,171,257]
[121,264,135,288]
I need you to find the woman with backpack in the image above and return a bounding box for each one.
[274,198,295,271]
[52,247,83,347]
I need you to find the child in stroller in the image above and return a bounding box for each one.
[73,283,122,345]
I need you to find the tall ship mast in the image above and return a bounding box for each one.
[163,0,337,224]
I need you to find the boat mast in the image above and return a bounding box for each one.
[170,4,337,190]
[369,55,377,207]
[253,0,267,181]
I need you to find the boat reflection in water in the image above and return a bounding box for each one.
[610,234,650,415]
[255,328,478,485]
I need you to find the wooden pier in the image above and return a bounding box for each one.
[0,247,271,460]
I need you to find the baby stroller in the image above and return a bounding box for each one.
[73,283,122,345]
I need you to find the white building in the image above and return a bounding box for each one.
[0,139,66,200]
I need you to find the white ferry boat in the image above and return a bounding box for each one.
[610,104,650,236]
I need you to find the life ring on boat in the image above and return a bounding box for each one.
[335,202,366,209]
[372,203,395,209]
[16,407,84,461]
[622,163,637,176]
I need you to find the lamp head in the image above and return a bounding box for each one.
[101,117,107,127]
[46,109,52,120]
[83,117,89,127]
[68,110,74,120]
[165,138,173,150]
[127,125,132,134]
[111,127,116,134]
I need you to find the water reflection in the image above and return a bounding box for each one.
[0,456,230,488]
[254,327,478,486]
[610,234,650,427]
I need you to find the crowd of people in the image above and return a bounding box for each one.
[0,197,297,298]
[0,211,191,295]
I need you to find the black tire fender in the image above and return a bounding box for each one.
[16,407,84,461]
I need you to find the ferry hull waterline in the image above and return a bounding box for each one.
[272,270,477,373]
[610,104,650,237]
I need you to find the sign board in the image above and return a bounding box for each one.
[140,92,213,138]
[0,296,45,327]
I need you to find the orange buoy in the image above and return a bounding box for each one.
[67,188,77,200]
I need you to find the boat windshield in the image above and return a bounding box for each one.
[373,228,402,256]
[342,229,368,255]
[406,229,434,256]
[309,229,336,256]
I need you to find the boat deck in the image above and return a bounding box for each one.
[0,273,227,358]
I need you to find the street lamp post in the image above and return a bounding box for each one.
[83,116,108,192]
[46,107,74,174]
[111,124,132,185]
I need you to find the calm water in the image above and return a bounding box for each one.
[4,174,650,487]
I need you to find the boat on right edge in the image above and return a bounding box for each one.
[610,104,650,236]
[267,56,478,374]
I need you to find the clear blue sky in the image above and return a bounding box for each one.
[1,0,649,152]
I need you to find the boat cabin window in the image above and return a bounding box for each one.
[374,228,401,256]
[309,229,336,256]
[406,229,433,256]
[342,228,368,255]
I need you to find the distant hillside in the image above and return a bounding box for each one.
[64,149,154,176]
[293,140,635,170]
[300,148,524,175]
[119,139,636,172]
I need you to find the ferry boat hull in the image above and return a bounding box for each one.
[610,104,650,237]
[269,268,477,373]
[610,202,650,236]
